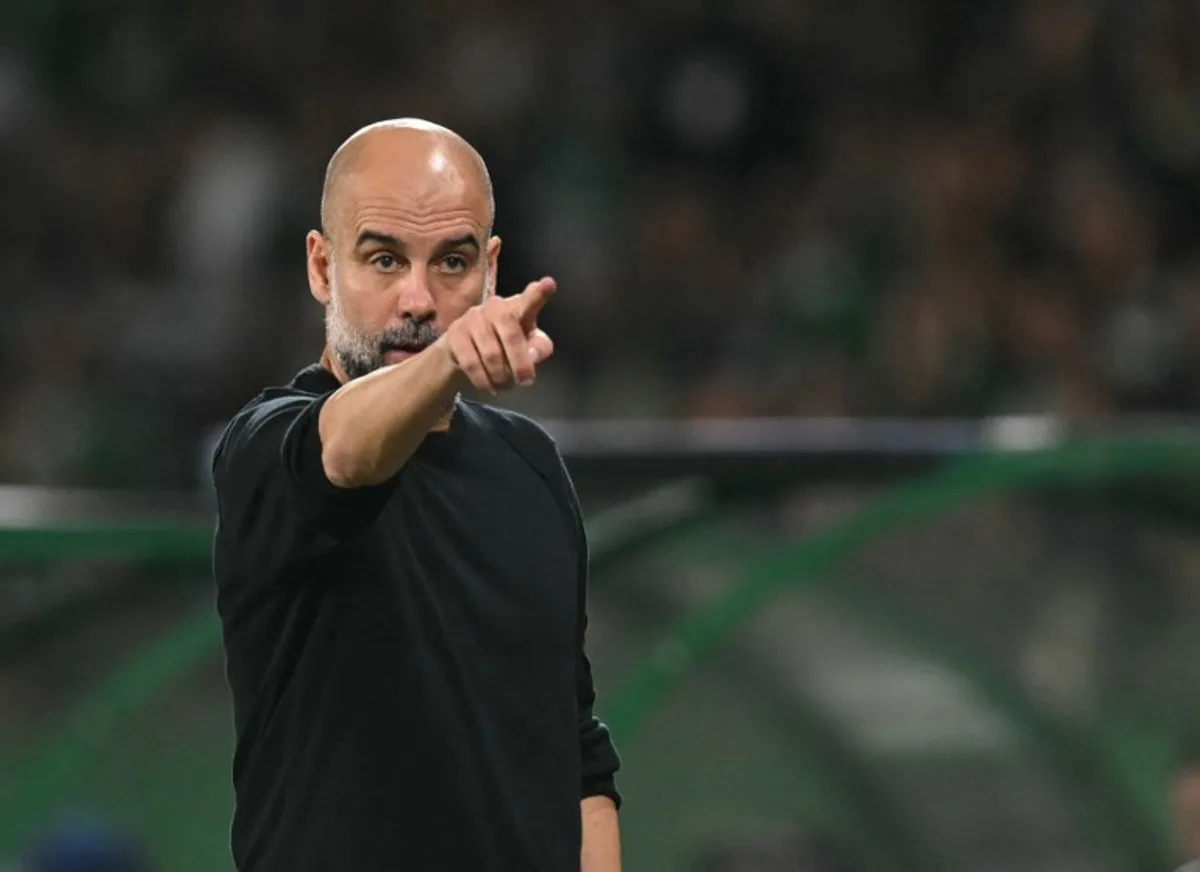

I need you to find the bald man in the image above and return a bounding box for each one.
[211,119,621,872]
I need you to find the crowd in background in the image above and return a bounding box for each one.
[1,0,1200,487]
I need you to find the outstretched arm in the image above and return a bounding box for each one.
[320,277,556,487]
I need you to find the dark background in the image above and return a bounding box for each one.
[3,2,1200,871]
[2,0,1199,487]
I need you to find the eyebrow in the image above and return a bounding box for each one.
[355,230,404,251]
[353,230,481,258]
[432,234,480,257]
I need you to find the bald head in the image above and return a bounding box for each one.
[319,118,495,242]
[306,118,506,381]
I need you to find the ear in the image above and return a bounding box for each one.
[307,230,332,305]
[483,235,502,300]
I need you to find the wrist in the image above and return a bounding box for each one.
[431,335,472,393]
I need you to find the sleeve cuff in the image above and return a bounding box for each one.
[580,718,621,810]
[582,774,622,810]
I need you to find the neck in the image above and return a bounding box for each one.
[319,346,457,432]
[319,346,348,383]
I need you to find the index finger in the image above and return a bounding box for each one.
[511,277,557,332]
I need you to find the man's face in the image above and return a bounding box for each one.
[1175,767,1200,859]
[307,141,499,381]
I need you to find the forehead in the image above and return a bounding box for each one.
[336,148,488,240]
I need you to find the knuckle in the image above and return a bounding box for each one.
[490,310,518,332]
[465,365,490,388]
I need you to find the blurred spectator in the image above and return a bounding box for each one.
[14,816,150,872]
[2,0,1200,487]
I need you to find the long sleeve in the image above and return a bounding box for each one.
[487,410,624,806]
[567,472,622,806]
[577,631,622,806]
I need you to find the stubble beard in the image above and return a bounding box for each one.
[325,284,443,381]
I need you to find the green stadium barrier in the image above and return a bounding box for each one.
[0,604,218,852]
[0,525,213,564]
[605,435,1200,872]
[2,435,1198,868]
[608,535,944,872]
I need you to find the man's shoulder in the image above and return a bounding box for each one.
[236,365,337,412]
[223,366,337,430]
[461,401,561,454]
[213,366,337,470]
[460,401,576,500]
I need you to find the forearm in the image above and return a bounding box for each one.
[581,796,620,872]
[318,340,464,487]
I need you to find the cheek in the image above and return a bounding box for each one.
[435,277,487,324]
[332,281,387,333]
[348,262,398,299]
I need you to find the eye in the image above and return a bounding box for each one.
[441,253,468,274]
[371,253,398,272]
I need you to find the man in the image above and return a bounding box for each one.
[211,118,621,872]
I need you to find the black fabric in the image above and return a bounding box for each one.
[211,365,620,872]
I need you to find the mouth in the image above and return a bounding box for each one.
[382,343,430,364]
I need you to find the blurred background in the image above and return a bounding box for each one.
[2,0,1200,869]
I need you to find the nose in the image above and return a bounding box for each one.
[396,264,437,320]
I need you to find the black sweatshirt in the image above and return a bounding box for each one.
[211,364,620,872]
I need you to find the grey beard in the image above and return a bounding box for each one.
[326,296,442,381]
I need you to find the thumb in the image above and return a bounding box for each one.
[514,277,557,333]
